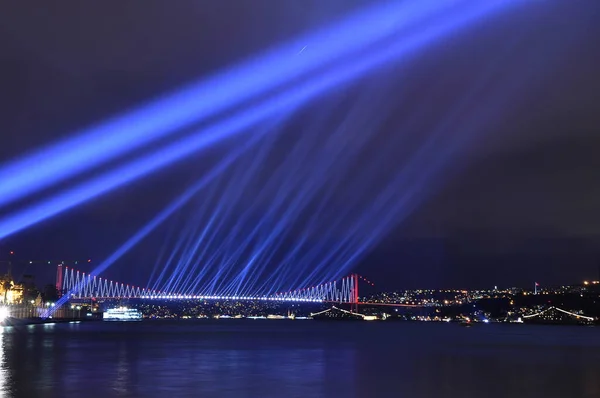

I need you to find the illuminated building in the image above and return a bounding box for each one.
[0,274,24,304]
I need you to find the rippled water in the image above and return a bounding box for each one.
[0,320,598,397]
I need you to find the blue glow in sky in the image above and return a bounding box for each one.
[0,0,522,242]
[0,0,458,210]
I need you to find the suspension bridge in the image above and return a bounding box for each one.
[58,264,417,309]
[522,306,596,324]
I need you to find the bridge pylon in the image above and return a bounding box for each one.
[56,262,64,297]
[351,273,359,313]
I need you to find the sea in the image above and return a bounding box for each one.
[0,320,598,398]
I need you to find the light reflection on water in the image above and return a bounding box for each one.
[0,328,7,396]
[0,321,598,397]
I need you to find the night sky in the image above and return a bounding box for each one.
[1,1,600,291]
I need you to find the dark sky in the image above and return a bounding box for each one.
[1,1,600,290]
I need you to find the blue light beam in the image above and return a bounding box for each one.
[181,87,397,296]
[287,40,562,290]
[146,0,528,296]
[0,0,525,241]
[0,0,457,209]
[42,121,276,318]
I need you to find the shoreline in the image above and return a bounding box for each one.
[1,317,101,327]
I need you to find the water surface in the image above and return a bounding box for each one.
[1,320,598,397]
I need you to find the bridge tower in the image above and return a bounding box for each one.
[56,262,64,297]
[351,273,359,313]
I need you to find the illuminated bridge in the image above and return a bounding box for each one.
[58,265,417,309]
[522,306,596,324]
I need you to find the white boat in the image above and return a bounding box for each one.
[103,307,143,321]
